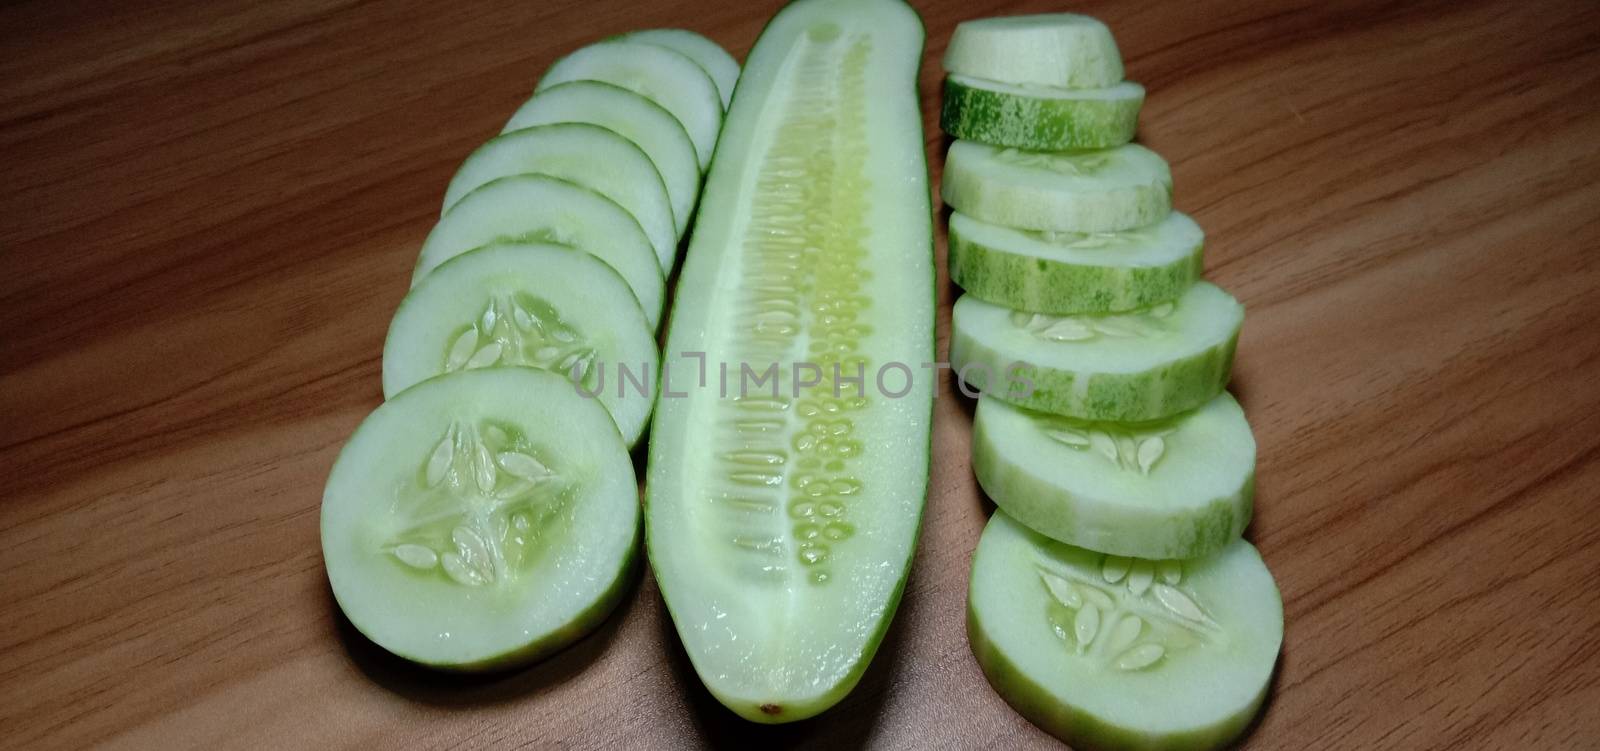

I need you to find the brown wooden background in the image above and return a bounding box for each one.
[3,0,1599,747]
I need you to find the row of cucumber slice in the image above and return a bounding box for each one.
[322,30,739,671]
[941,14,1283,751]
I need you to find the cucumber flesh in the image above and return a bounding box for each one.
[950,282,1242,422]
[622,29,740,109]
[441,123,678,269]
[321,367,639,671]
[973,393,1254,560]
[970,511,1280,750]
[415,175,665,329]
[646,0,932,723]
[943,13,1124,89]
[502,81,701,237]
[943,140,1172,233]
[941,75,1143,151]
[536,40,723,169]
[384,242,659,447]
[948,210,1202,314]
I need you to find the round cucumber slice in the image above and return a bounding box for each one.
[415,175,664,329]
[973,393,1254,560]
[536,40,723,169]
[441,123,677,270]
[950,283,1242,422]
[942,140,1173,233]
[502,81,701,238]
[322,367,639,671]
[941,76,1143,151]
[943,13,1124,89]
[948,210,1202,314]
[383,242,658,447]
[622,29,739,109]
[969,511,1282,750]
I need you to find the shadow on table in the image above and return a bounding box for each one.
[328,557,641,707]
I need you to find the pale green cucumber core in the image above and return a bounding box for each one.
[646,0,932,724]
[943,13,1124,89]
[969,511,1282,750]
[321,368,638,671]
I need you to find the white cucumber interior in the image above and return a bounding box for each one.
[502,81,701,237]
[646,0,931,723]
[943,13,1124,88]
[974,392,1254,560]
[622,29,740,108]
[952,209,1202,268]
[943,140,1173,233]
[958,282,1242,375]
[536,40,723,169]
[441,123,677,269]
[415,175,664,329]
[321,367,638,671]
[970,511,1281,750]
[383,242,659,447]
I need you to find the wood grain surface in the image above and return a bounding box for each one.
[3,0,1599,747]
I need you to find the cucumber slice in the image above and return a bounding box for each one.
[950,283,1242,422]
[415,175,665,329]
[536,40,723,169]
[502,81,701,238]
[441,123,677,269]
[948,210,1202,314]
[383,242,658,447]
[321,367,639,671]
[969,511,1281,750]
[941,76,1143,151]
[973,393,1254,560]
[943,13,1124,89]
[622,29,740,109]
[943,140,1172,233]
[646,0,932,723]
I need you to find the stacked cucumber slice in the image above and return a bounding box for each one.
[321,30,738,671]
[941,14,1283,750]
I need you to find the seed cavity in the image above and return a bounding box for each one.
[1035,555,1219,674]
[440,293,597,390]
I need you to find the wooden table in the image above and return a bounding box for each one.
[4,0,1598,747]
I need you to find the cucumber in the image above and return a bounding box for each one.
[941,76,1143,151]
[948,210,1202,314]
[440,123,677,269]
[969,511,1281,750]
[949,282,1242,422]
[622,29,740,109]
[383,242,658,447]
[321,367,639,671]
[973,393,1253,560]
[943,13,1124,89]
[943,140,1172,233]
[536,40,723,169]
[646,0,932,723]
[415,175,664,329]
[502,81,701,237]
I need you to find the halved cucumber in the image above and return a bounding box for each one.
[943,140,1171,233]
[941,76,1143,151]
[321,367,639,671]
[536,40,723,169]
[948,210,1202,314]
[440,123,677,269]
[646,0,932,723]
[950,282,1242,422]
[622,29,740,109]
[383,242,658,447]
[503,81,701,237]
[415,175,664,329]
[973,393,1254,560]
[970,511,1281,750]
[943,13,1124,89]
